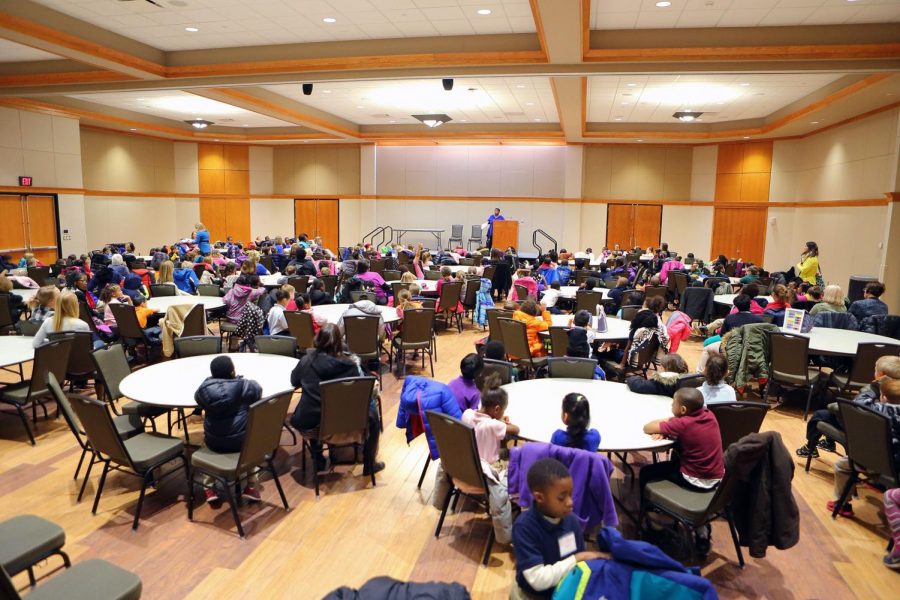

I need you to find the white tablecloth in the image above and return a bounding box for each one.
[796,328,900,357]
[714,294,774,307]
[0,336,36,368]
[311,303,401,325]
[547,315,632,341]
[146,296,225,314]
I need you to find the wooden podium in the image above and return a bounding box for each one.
[491,220,519,250]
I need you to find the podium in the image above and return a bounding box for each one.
[491,220,519,250]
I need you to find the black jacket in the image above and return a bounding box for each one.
[194,377,263,453]
[323,577,470,600]
[626,371,679,397]
[309,289,335,306]
[290,350,361,430]
[725,431,799,558]
[0,291,25,323]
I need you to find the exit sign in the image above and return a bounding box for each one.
[18,176,32,187]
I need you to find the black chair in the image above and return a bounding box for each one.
[286,276,308,294]
[847,276,879,304]
[548,326,569,358]
[708,402,768,450]
[547,357,596,379]
[285,311,316,351]
[764,332,819,420]
[675,373,705,390]
[254,335,298,357]
[320,275,338,298]
[173,335,221,358]
[620,305,641,321]
[827,342,900,399]
[109,303,161,364]
[197,284,221,297]
[390,309,435,377]
[382,270,401,282]
[436,282,463,332]
[0,557,141,600]
[149,284,176,298]
[485,308,513,339]
[48,331,99,392]
[461,279,481,323]
[344,315,386,383]
[497,318,547,379]
[575,290,603,315]
[482,358,514,385]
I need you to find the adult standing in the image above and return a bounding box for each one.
[795,241,820,286]
[194,222,211,255]
[486,207,505,248]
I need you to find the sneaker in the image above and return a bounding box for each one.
[204,488,220,504]
[826,500,854,518]
[817,438,837,453]
[362,461,386,476]
[796,445,819,458]
[884,552,900,570]
[242,486,262,503]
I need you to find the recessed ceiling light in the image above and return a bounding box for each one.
[185,27,199,32]
[743,136,750,139]
[185,119,213,129]
[526,102,534,106]
[242,124,249,127]
[323,90,332,94]
[810,121,819,124]
[303,140,310,143]
[322,17,336,23]
[533,118,541,121]
[614,117,623,121]
[213,139,219,142]
[626,83,637,87]
[621,102,630,105]
[655,1,671,7]
[389,120,396,123]
[477,9,492,16]
[739,82,750,86]
[356,105,364,109]
[636,139,644,142]
[129,128,136,131]
[516,85,526,89]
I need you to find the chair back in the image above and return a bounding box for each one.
[419,298,437,310]
[319,377,376,440]
[238,391,293,471]
[27,266,50,286]
[675,373,705,390]
[286,276,308,294]
[703,458,746,519]
[197,284,220,297]
[174,335,221,358]
[845,343,900,389]
[575,290,603,314]
[514,284,529,301]
[0,295,13,330]
[68,395,132,467]
[708,402,768,449]
[344,315,381,356]
[438,281,463,309]
[398,309,435,345]
[350,290,377,302]
[382,270,401,282]
[470,225,482,241]
[548,357,596,379]
[839,400,898,481]
[629,334,659,370]
[28,337,73,398]
[461,278,481,309]
[425,411,487,493]
[704,277,728,290]
[620,305,641,321]
[645,286,667,301]
[459,257,475,267]
[424,270,442,281]
[109,303,146,341]
[181,304,207,337]
[481,265,496,281]
[286,311,315,349]
[497,318,531,364]
[757,277,773,294]
[724,262,736,277]
[769,332,812,385]
[149,284,176,297]
[450,224,463,240]
[486,308,513,343]
[46,372,86,449]
[548,326,569,357]
[398,252,410,266]
[78,302,99,334]
[847,276,879,304]
[622,290,645,307]
[391,282,411,304]
[320,275,338,297]
[482,358,514,385]
[369,259,386,274]
[671,272,689,297]
[255,335,297,357]
[17,320,41,336]
[48,331,95,378]
[92,344,132,401]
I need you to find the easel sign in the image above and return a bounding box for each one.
[782,308,806,333]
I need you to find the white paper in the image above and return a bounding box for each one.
[481,222,488,230]
[558,532,577,558]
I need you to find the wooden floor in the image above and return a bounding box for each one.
[0,320,896,599]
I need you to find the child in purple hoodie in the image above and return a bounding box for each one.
[447,353,483,412]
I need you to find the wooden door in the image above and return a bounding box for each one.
[25,196,58,264]
[0,195,27,260]
[711,207,767,264]
[632,205,662,249]
[294,200,318,239]
[606,204,634,248]
[315,199,339,252]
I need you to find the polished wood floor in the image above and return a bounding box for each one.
[0,320,896,599]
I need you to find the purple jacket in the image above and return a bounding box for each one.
[508,442,618,530]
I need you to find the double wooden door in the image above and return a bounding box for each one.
[710,207,767,264]
[294,199,339,252]
[606,204,662,249]
[0,194,59,264]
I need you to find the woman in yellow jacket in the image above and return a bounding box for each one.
[513,298,552,357]
[796,241,820,285]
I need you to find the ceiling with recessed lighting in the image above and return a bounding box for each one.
[263,78,558,125]
[587,73,844,123]
[28,0,536,51]
[590,0,900,30]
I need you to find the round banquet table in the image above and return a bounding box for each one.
[0,336,36,369]
[714,294,774,307]
[503,379,673,453]
[119,353,298,409]
[311,303,401,325]
[553,286,611,300]
[146,296,225,314]
[410,280,439,294]
[796,328,900,357]
[12,289,37,303]
[542,314,631,342]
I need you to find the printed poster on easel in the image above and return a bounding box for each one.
[782,308,806,333]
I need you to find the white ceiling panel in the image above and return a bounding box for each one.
[67,90,296,127]
[30,0,535,51]
[586,73,844,123]
[590,0,900,29]
[263,77,558,125]
[0,39,62,62]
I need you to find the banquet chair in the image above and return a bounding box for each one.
[287,276,308,294]
[675,373,705,390]
[350,290,376,303]
[0,337,72,446]
[390,309,435,377]
[448,224,464,247]
[0,558,142,600]
[320,275,338,298]
[391,282,411,304]
[486,308,514,340]
[48,331,99,393]
[197,284,221,297]
[0,296,15,334]
[497,318,547,379]
[26,267,50,287]
[426,410,496,565]
[482,358,515,385]
[382,270,401,282]
[461,279,481,322]
[467,225,483,251]
[707,402,768,450]
[424,270,442,281]
[514,284,529,301]
[254,335,298,357]
[285,311,315,351]
[173,336,222,358]
[0,514,69,589]
[764,332,819,421]
[369,259,386,274]
[644,286,667,302]
[548,326,569,357]
[190,392,293,537]
[344,315,385,386]
[575,290,603,315]
[149,284,176,297]
[16,321,41,336]
[109,303,161,364]
[179,304,207,338]
[547,357,596,380]
[436,282,463,332]
[68,395,189,531]
[620,305,641,322]
[47,373,143,502]
[92,345,169,428]
[301,377,377,498]
[827,342,900,399]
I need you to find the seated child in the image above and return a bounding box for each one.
[483,340,519,382]
[448,353,483,412]
[568,310,597,357]
[542,282,561,314]
[885,487,900,570]
[700,354,736,405]
[512,299,552,357]
[626,353,688,397]
[27,285,58,323]
[461,373,520,465]
[267,288,290,335]
[565,326,606,381]
[511,459,606,599]
[641,388,724,492]
[550,393,600,452]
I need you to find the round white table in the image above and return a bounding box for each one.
[546,314,632,342]
[553,286,611,300]
[0,336,36,369]
[412,280,439,294]
[503,379,674,453]
[714,294,774,307]
[120,353,298,409]
[12,289,37,303]
[438,265,481,275]
[146,296,225,314]
[311,303,401,325]
[796,328,900,357]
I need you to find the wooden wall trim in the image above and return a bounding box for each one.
[528,0,549,60]
[582,43,900,63]
[0,186,83,195]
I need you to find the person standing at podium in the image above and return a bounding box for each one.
[486,207,505,248]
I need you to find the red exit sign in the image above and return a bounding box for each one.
[18,176,32,187]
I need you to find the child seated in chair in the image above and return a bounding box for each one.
[627,353,688,397]
[700,354,736,405]
[448,353,483,412]
[461,372,520,467]
[512,299,552,358]
[267,288,291,336]
[511,458,607,599]
[551,393,600,452]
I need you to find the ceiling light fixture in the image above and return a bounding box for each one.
[533,118,541,121]
[516,84,526,89]
[323,89,332,94]
[656,1,671,7]
[810,121,820,124]
[739,82,750,86]
[185,119,213,129]
[323,17,336,23]
[477,9,492,15]
[626,83,637,87]
[129,128,137,131]
[673,111,703,122]
[185,27,199,32]
[636,139,644,142]
[413,113,452,128]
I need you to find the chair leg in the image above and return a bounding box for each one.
[57,549,71,568]
[803,385,815,422]
[282,422,297,445]
[268,458,290,510]
[74,446,88,480]
[132,474,150,531]
[223,479,245,538]
[27,567,35,587]
[804,442,814,473]
[77,453,96,503]
[428,349,434,378]
[435,486,455,537]
[482,524,495,566]
[725,510,745,568]
[182,455,193,521]
[417,455,431,489]
[15,405,36,445]
[832,471,858,519]
[91,461,110,515]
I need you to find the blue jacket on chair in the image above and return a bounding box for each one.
[396,376,461,459]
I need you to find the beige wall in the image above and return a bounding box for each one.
[81,128,175,193]
[84,195,198,254]
[273,146,360,195]
[249,198,294,240]
[582,146,692,200]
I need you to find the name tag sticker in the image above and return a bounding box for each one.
[558,531,577,557]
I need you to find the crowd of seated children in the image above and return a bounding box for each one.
[550,393,601,453]
[627,353,688,397]
[849,281,889,322]
[448,353,483,412]
[355,260,389,305]
[461,372,520,467]
[700,354,736,405]
[32,291,96,348]
[512,299,553,358]
[26,286,58,323]
[697,294,763,371]
[267,288,291,336]
[809,284,846,317]
[223,273,265,325]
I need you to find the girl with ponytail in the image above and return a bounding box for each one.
[550,393,601,452]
